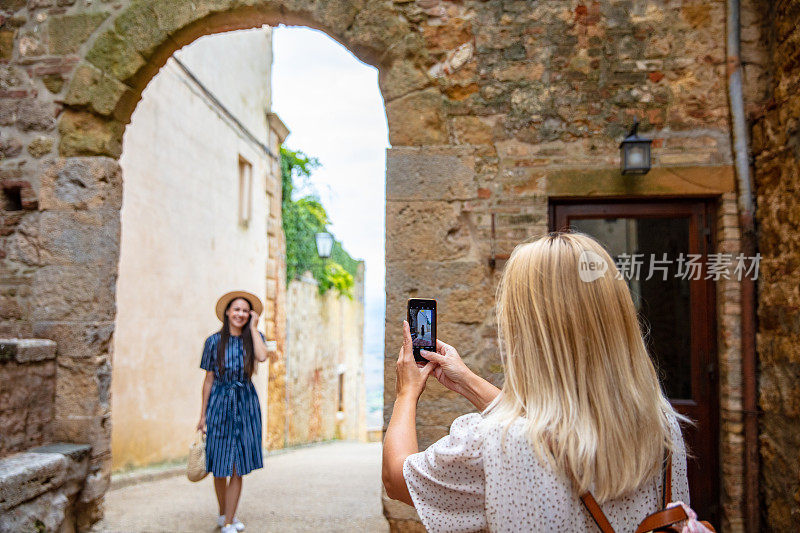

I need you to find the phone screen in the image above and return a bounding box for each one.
[408,298,436,362]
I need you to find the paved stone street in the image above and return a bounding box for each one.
[97,441,389,532]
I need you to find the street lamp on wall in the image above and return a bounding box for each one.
[619,118,652,175]
[315,231,334,259]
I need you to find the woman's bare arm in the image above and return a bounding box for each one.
[382,394,418,506]
[252,330,268,362]
[382,321,436,506]
[197,370,214,431]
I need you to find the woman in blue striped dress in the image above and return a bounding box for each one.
[197,290,277,533]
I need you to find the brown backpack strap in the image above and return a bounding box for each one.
[581,454,675,533]
[580,492,615,533]
[634,505,689,533]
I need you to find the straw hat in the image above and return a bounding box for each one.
[215,290,264,322]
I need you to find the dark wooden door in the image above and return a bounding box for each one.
[550,199,719,526]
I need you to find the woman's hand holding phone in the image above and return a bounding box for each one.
[395,320,436,401]
[419,340,473,396]
[420,340,502,411]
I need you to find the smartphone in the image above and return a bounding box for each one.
[407,298,437,362]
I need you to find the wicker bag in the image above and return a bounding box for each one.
[187,430,208,482]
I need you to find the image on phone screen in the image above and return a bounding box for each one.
[408,298,436,361]
[411,308,433,348]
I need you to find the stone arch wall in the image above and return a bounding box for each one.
[0,0,755,530]
[1,1,441,527]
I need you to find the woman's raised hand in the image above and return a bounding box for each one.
[395,320,436,400]
[420,340,475,398]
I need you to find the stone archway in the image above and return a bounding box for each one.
[2,0,472,528]
[1,0,755,530]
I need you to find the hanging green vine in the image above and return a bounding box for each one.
[280,146,360,298]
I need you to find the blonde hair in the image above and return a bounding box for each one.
[485,231,685,502]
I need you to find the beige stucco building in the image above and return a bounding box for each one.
[111,27,283,470]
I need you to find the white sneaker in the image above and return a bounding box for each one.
[221,526,237,533]
[217,515,244,531]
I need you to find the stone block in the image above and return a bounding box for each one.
[0,489,69,532]
[386,147,476,201]
[0,409,25,439]
[42,74,65,94]
[385,89,447,146]
[32,265,118,323]
[58,111,124,158]
[345,1,412,63]
[451,115,496,145]
[0,451,67,511]
[0,30,15,61]
[416,425,449,449]
[33,321,114,360]
[26,136,54,158]
[0,338,56,363]
[387,518,428,533]
[149,0,228,37]
[385,201,472,261]
[47,12,109,55]
[38,209,120,267]
[417,394,475,426]
[382,493,420,521]
[11,98,56,132]
[379,60,430,102]
[78,468,109,503]
[52,413,110,461]
[112,0,169,58]
[65,62,132,117]
[85,29,146,82]
[54,354,112,420]
[30,443,90,465]
[384,260,488,305]
[0,136,22,159]
[38,157,123,211]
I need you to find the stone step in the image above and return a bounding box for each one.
[0,338,57,364]
[0,443,89,512]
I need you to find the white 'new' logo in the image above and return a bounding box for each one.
[578,250,608,282]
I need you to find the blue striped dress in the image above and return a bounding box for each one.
[200,332,264,477]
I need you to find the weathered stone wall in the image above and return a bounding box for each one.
[747,0,800,529]
[0,0,752,529]
[0,154,121,528]
[0,339,56,458]
[284,267,366,445]
[382,1,740,530]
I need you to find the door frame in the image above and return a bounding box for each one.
[549,197,720,525]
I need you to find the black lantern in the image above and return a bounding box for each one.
[619,118,652,175]
[315,231,334,259]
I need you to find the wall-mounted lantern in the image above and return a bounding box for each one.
[315,231,334,259]
[619,118,652,175]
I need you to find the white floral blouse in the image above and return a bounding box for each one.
[403,413,690,533]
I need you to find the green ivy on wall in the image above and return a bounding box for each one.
[280,146,361,298]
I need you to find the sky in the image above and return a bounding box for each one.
[271,26,388,425]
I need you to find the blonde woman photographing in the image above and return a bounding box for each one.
[383,232,702,532]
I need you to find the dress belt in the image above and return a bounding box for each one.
[219,380,248,438]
